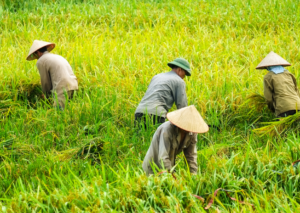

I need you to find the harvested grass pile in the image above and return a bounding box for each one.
[253,112,300,136]
[241,94,300,136]
[56,138,105,162]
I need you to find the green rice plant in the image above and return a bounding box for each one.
[1,0,300,211]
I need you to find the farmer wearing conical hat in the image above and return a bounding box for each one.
[26,40,78,109]
[135,58,190,129]
[142,105,209,176]
[256,51,300,117]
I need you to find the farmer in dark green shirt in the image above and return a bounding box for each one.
[135,58,191,129]
[256,51,300,117]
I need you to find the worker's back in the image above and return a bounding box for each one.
[135,71,188,117]
[37,52,78,95]
[264,70,300,115]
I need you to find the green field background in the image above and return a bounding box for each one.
[1,0,300,212]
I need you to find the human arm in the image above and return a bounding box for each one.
[36,61,52,97]
[291,73,300,97]
[263,77,275,112]
[183,135,198,174]
[174,82,188,109]
[158,131,172,171]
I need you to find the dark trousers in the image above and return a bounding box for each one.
[134,113,165,130]
[278,110,297,118]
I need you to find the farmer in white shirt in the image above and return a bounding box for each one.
[26,40,78,109]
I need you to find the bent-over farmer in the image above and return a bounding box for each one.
[142,105,209,176]
[26,40,78,109]
[256,51,300,117]
[135,58,191,129]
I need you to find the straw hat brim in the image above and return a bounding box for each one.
[256,51,291,69]
[166,105,209,133]
[256,63,291,69]
[26,41,55,61]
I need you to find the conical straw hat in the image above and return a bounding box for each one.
[26,40,55,61]
[167,105,209,133]
[256,51,291,69]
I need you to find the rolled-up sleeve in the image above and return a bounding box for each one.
[263,77,275,112]
[37,61,52,95]
[174,82,188,109]
[183,139,198,174]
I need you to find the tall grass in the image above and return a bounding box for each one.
[1,0,300,212]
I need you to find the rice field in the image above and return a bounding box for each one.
[1,0,300,212]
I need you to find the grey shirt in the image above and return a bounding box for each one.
[142,121,198,175]
[135,71,188,117]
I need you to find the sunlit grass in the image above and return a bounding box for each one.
[1,0,300,212]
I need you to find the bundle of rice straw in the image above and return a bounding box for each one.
[56,138,105,162]
[253,112,300,136]
[240,93,268,113]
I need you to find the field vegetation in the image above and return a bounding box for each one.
[1,0,300,212]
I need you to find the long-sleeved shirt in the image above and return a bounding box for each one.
[135,71,188,118]
[264,70,300,116]
[142,121,198,175]
[36,51,78,96]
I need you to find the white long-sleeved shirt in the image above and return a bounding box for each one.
[36,51,78,96]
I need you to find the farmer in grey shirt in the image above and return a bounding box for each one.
[142,105,209,176]
[135,58,191,129]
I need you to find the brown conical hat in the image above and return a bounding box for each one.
[26,40,55,61]
[256,51,291,69]
[167,105,209,133]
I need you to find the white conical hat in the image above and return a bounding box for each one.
[26,40,55,61]
[167,105,209,133]
[256,51,291,69]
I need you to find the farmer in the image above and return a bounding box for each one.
[256,51,300,117]
[135,58,191,129]
[142,105,209,176]
[26,40,78,109]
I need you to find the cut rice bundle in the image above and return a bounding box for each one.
[253,112,300,136]
[55,138,105,162]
